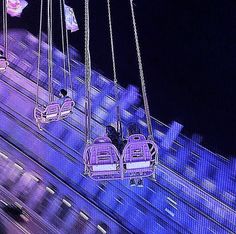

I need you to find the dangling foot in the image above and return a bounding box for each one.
[137,178,144,188]
[83,166,89,176]
[129,178,136,187]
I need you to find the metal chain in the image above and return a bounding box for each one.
[3,0,5,55]
[50,0,54,101]
[3,0,8,59]
[62,0,73,97]
[130,0,153,139]
[47,0,53,102]
[107,0,121,133]
[85,0,92,144]
[59,0,67,90]
[47,0,51,102]
[36,0,43,106]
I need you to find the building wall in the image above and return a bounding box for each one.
[0,30,235,233]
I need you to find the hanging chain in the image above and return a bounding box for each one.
[107,0,121,134]
[47,0,51,102]
[47,0,53,102]
[3,0,8,59]
[85,0,92,144]
[130,0,153,139]
[3,0,5,55]
[59,0,67,90]
[50,0,54,101]
[62,0,73,97]
[36,0,43,106]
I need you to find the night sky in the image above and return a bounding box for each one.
[4,0,236,157]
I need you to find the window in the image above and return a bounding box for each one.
[138,119,147,127]
[188,151,200,168]
[101,96,115,110]
[17,59,31,72]
[59,129,70,141]
[91,87,100,99]
[57,197,72,220]
[207,164,217,180]
[35,185,56,215]
[123,110,133,120]
[94,107,108,120]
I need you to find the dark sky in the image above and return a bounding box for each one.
[5,0,236,157]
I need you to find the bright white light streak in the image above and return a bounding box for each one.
[62,199,72,207]
[14,163,23,170]
[79,211,89,220]
[46,187,55,194]
[97,225,107,234]
[0,152,8,159]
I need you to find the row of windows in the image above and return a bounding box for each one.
[159,168,236,230]
[0,152,110,233]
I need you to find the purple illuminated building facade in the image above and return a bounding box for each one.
[0,30,235,233]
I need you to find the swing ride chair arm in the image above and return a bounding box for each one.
[34,106,44,122]
[83,138,122,181]
[0,58,9,72]
[121,134,158,179]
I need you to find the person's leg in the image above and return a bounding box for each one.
[83,164,89,175]
[150,169,157,181]
[37,121,42,131]
[129,178,136,186]
[136,178,144,187]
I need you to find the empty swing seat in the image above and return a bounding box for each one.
[59,97,75,119]
[83,136,122,181]
[122,134,158,179]
[0,57,9,72]
[34,103,60,124]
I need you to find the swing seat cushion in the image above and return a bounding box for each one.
[125,161,150,169]
[92,164,117,172]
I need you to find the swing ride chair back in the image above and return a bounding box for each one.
[0,57,9,72]
[122,134,158,179]
[83,136,122,181]
[59,97,75,119]
[34,103,61,124]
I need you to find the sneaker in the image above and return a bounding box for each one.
[137,178,144,188]
[129,178,136,187]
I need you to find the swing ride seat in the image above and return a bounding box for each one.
[83,136,122,181]
[59,97,75,119]
[122,134,158,179]
[34,103,60,124]
[0,57,9,72]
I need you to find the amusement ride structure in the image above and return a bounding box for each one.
[0,0,235,233]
